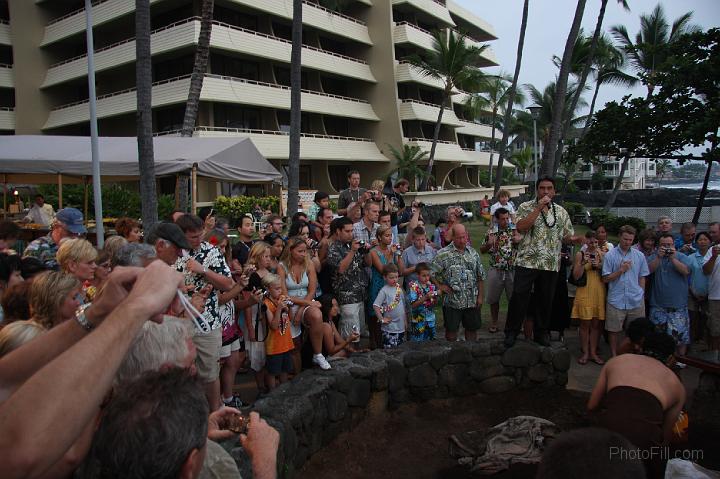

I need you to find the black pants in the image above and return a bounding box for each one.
[505,266,559,335]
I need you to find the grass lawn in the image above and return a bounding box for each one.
[434,218,611,329]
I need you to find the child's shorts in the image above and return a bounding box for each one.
[382,330,405,349]
[265,351,294,376]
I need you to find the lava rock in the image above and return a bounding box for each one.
[326,390,348,422]
[347,378,371,407]
[403,350,430,367]
[479,376,516,394]
[502,344,541,367]
[552,350,571,372]
[528,364,550,383]
[407,363,438,388]
[387,358,408,392]
[448,345,473,364]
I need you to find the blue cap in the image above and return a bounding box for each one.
[55,208,87,235]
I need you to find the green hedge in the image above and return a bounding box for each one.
[214,195,279,223]
[589,208,646,233]
[564,201,586,219]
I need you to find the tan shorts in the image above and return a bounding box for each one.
[486,267,514,305]
[605,303,645,333]
[192,327,222,383]
[339,302,364,340]
[708,300,720,337]
[219,338,242,359]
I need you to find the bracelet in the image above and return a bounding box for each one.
[75,303,94,332]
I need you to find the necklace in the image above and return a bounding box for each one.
[381,286,403,314]
[540,202,557,228]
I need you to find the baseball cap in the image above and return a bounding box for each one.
[55,208,87,235]
[145,222,191,250]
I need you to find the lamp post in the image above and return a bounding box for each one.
[527,104,542,182]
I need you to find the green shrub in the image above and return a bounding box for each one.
[609,216,647,234]
[214,195,279,223]
[589,208,616,230]
[563,201,586,219]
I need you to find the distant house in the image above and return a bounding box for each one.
[574,156,657,190]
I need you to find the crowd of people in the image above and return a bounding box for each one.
[0,172,715,478]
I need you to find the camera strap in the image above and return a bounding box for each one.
[176,289,211,333]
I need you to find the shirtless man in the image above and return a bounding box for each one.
[588,332,685,478]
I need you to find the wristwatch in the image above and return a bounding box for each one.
[202,265,208,275]
[75,303,94,332]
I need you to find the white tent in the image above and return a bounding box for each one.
[0,135,282,183]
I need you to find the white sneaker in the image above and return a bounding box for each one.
[313,354,331,370]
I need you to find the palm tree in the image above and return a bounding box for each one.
[406,30,488,191]
[541,0,587,177]
[581,34,638,136]
[493,0,530,195]
[466,73,525,184]
[388,144,430,191]
[181,0,214,137]
[510,146,533,183]
[611,4,700,97]
[655,159,672,180]
[135,0,158,229]
[525,81,589,148]
[287,0,302,215]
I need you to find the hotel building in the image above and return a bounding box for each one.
[2,0,524,202]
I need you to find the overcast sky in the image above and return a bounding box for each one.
[455,0,720,117]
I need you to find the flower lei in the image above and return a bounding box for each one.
[411,282,436,308]
[381,286,404,313]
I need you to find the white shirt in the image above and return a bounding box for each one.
[703,249,720,300]
[24,203,55,226]
[490,201,516,216]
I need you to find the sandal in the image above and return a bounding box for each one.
[591,357,605,365]
[577,357,588,365]
[489,326,498,333]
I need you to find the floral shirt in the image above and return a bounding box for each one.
[175,241,231,331]
[23,234,60,270]
[431,243,486,310]
[407,281,438,326]
[514,200,573,272]
[484,226,517,271]
[326,240,368,305]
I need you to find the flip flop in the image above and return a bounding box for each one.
[591,357,605,365]
[577,357,588,365]
[489,326,498,333]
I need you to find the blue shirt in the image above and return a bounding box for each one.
[602,246,650,310]
[689,251,709,297]
[401,244,437,284]
[674,236,697,254]
[648,251,691,309]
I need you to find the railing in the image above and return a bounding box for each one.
[156,126,375,143]
[302,0,366,26]
[406,137,457,145]
[46,0,107,26]
[458,118,493,128]
[394,21,432,36]
[51,74,192,111]
[212,20,368,64]
[0,19,8,25]
[203,73,369,104]
[400,98,443,108]
[430,0,447,6]
[0,106,14,111]
[451,29,486,45]
[49,17,200,68]
[0,63,11,68]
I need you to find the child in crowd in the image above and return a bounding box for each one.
[372,264,408,349]
[490,189,516,226]
[262,273,295,390]
[407,262,438,341]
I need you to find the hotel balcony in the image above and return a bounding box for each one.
[399,100,462,127]
[394,60,443,90]
[165,126,389,163]
[0,20,10,46]
[42,19,376,89]
[447,0,498,41]
[404,137,465,162]
[391,0,455,27]
[0,107,14,130]
[460,148,495,166]
[228,0,372,45]
[456,119,492,139]
[44,74,379,129]
[42,0,371,47]
[393,22,496,66]
[0,64,13,88]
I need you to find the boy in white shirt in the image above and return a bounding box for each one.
[373,263,408,349]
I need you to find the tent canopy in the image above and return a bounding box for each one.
[0,135,281,183]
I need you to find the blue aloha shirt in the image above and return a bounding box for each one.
[431,243,486,310]
[23,234,60,270]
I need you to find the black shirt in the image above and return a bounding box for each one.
[231,240,254,266]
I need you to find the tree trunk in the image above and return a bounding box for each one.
[420,94,447,191]
[494,0,529,195]
[541,0,587,177]
[181,0,213,137]
[487,107,498,185]
[287,0,302,215]
[135,0,158,229]
[581,79,602,137]
[693,146,717,224]
[603,154,630,211]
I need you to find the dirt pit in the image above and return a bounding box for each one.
[297,388,591,479]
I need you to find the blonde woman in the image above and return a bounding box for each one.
[366,225,404,349]
[0,320,46,357]
[29,271,81,329]
[242,241,273,394]
[277,236,330,371]
[57,238,98,284]
[571,231,606,366]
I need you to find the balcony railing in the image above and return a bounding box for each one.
[302,0,366,26]
[400,98,444,109]
[156,125,375,143]
[394,21,433,36]
[406,137,457,145]
[46,0,106,26]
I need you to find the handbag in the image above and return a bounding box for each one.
[568,269,587,287]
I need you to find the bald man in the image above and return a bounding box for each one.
[431,224,486,341]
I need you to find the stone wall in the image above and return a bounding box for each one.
[228,339,571,478]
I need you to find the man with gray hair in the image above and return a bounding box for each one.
[146,222,191,266]
[114,243,157,267]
